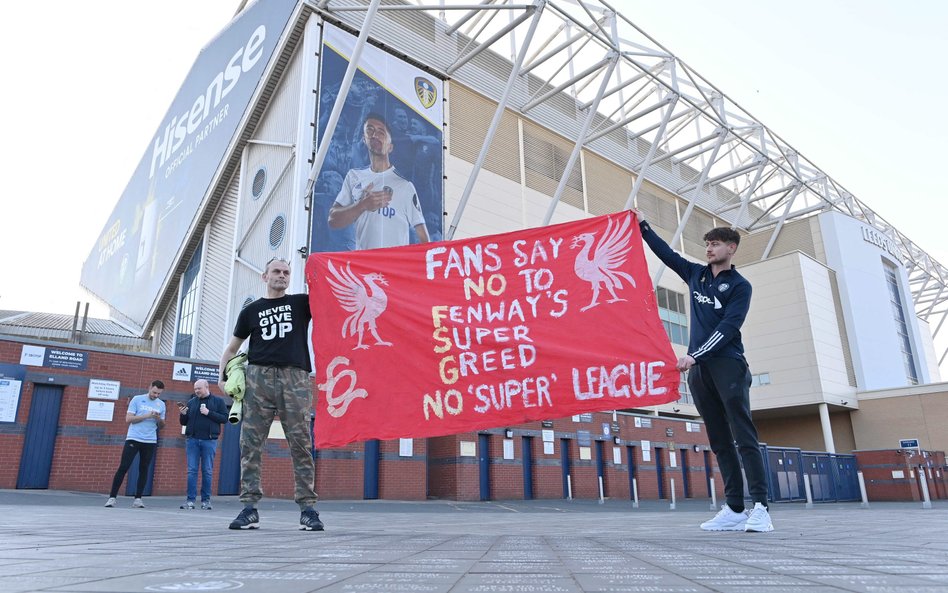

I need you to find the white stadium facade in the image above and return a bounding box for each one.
[79,0,947,460]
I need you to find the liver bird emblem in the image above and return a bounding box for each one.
[571,215,637,311]
[326,261,393,349]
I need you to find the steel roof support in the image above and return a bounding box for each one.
[447,5,536,74]
[652,127,727,285]
[732,159,767,229]
[677,161,760,195]
[447,0,546,239]
[585,94,669,143]
[624,93,678,210]
[303,0,382,202]
[578,64,657,110]
[445,0,496,34]
[522,56,611,111]
[761,183,804,260]
[542,53,619,224]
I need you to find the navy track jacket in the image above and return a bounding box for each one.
[639,219,751,363]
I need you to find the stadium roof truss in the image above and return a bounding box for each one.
[304,0,948,367]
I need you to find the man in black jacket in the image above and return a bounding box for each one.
[635,209,773,533]
[178,379,228,510]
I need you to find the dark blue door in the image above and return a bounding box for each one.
[16,385,64,489]
[217,421,241,495]
[655,447,665,499]
[595,441,605,497]
[704,450,713,497]
[522,437,534,499]
[834,455,859,501]
[679,449,690,497]
[626,445,637,500]
[364,439,380,499]
[478,434,491,501]
[561,439,571,498]
[125,444,157,497]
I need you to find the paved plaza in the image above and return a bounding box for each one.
[1,490,946,593]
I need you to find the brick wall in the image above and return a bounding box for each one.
[0,337,426,500]
[854,449,948,502]
[2,336,749,502]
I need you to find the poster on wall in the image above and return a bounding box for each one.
[88,379,121,400]
[310,23,444,254]
[87,400,116,422]
[0,378,23,423]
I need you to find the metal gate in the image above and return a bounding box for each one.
[801,452,859,502]
[766,447,805,501]
[16,385,64,489]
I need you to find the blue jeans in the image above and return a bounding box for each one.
[186,437,218,502]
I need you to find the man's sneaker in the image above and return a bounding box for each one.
[132,498,145,508]
[229,508,260,530]
[104,497,116,508]
[745,502,775,532]
[201,501,212,510]
[700,504,748,531]
[180,501,195,510]
[299,508,324,531]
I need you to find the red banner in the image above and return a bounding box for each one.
[306,211,678,448]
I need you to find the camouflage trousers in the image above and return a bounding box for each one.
[240,365,317,507]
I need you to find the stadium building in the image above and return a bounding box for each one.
[2,0,946,503]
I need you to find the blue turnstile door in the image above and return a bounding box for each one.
[522,437,534,499]
[17,385,64,489]
[364,439,380,499]
[561,439,571,498]
[478,434,491,501]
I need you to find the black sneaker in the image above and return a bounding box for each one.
[299,508,324,531]
[228,508,259,530]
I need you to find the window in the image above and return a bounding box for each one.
[677,371,693,405]
[751,373,771,387]
[884,265,918,384]
[174,242,203,358]
[657,287,688,346]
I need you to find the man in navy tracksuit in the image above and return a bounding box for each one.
[636,210,773,533]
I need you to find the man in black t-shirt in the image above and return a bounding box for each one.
[218,258,323,532]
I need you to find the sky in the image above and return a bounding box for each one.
[1,0,946,366]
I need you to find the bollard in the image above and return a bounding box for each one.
[632,477,639,508]
[803,474,814,509]
[857,471,870,509]
[709,477,717,510]
[669,477,676,510]
[598,476,605,504]
[567,475,573,501]
[919,467,933,509]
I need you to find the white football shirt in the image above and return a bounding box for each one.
[334,166,427,250]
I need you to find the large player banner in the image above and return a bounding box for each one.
[306,211,678,448]
[310,23,444,253]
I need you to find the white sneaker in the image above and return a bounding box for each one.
[700,504,748,531]
[132,498,145,508]
[745,502,774,532]
[104,497,116,508]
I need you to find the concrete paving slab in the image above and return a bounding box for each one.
[0,490,946,593]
